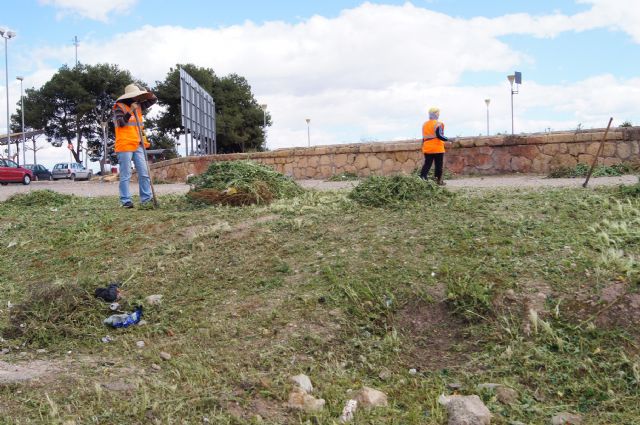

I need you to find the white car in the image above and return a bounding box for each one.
[51,162,93,181]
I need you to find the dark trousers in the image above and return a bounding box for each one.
[420,153,444,180]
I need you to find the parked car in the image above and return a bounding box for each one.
[51,162,93,181]
[0,159,33,185]
[23,164,53,181]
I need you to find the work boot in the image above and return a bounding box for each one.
[436,178,446,186]
[121,201,134,209]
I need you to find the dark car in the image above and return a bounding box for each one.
[0,159,33,185]
[23,164,53,181]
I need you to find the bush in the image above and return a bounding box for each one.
[548,163,635,178]
[186,161,304,206]
[4,190,75,207]
[348,175,449,208]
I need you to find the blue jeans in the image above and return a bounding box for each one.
[118,146,152,204]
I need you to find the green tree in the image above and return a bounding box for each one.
[153,64,270,154]
[11,63,141,173]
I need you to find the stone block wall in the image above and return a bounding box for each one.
[150,127,640,183]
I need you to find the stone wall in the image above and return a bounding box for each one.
[150,127,640,183]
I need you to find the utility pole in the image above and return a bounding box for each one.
[1,29,16,161]
[17,76,25,165]
[73,36,79,67]
[484,98,490,136]
[305,118,311,147]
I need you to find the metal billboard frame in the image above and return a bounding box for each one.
[179,68,217,156]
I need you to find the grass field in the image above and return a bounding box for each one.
[1,184,639,424]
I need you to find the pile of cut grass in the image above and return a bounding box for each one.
[4,190,75,207]
[187,160,304,206]
[348,174,449,208]
[3,282,100,345]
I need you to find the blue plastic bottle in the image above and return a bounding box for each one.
[103,306,143,328]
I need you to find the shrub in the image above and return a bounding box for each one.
[548,163,635,178]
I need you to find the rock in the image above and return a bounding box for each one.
[339,399,358,423]
[137,320,148,326]
[151,363,161,371]
[378,368,392,380]
[476,383,501,391]
[290,373,313,393]
[136,341,146,349]
[36,349,47,354]
[287,389,325,412]
[448,382,463,390]
[145,294,163,306]
[0,349,9,355]
[438,394,491,425]
[496,387,518,405]
[409,368,418,375]
[551,412,583,425]
[159,352,172,361]
[101,380,136,392]
[354,386,388,409]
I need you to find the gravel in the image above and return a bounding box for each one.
[1,174,636,202]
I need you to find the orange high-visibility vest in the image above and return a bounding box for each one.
[113,103,150,153]
[422,119,445,154]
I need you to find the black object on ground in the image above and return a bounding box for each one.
[94,283,121,302]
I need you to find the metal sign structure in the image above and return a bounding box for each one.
[179,68,216,156]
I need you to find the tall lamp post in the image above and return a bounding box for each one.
[16,76,25,166]
[507,71,522,135]
[1,28,16,160]
[484,98,490,136]
[305,118,311,147]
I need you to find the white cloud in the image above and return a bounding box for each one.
[9,1,640,155]
[39,0,137,22]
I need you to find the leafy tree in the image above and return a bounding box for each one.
[11,64,141,173]
[153,64,270,154]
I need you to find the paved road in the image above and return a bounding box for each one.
[0,175,637,202]
[0,180,190,202]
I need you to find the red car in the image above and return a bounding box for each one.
[0,159,33,185]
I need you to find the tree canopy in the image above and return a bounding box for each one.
[12,62,269,167]
[12,63,137,168]
[153,64,270,154]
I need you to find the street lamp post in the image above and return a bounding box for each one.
[484,98,490,136]
[1,28,16,160]
[305,118,311,147]
[507,71,521,135]
[17,76,25,166]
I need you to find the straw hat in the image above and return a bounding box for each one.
[117,84,153,102]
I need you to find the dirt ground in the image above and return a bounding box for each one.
[0,174,637,201]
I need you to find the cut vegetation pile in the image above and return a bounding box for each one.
[348,174,449,207]
[4,190,75,207]
[186,160,304,206]
[3,282,97,344]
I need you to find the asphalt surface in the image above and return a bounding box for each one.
[0,175,637,202]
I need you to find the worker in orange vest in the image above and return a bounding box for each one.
[113,84,157,208]
[420,107,449,185]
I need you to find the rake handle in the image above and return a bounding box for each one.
[582,117,614,188]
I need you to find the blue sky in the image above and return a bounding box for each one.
[1,0,639,168]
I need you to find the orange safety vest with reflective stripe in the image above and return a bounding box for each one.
[422,119,445,154]
[113,103,150,152]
